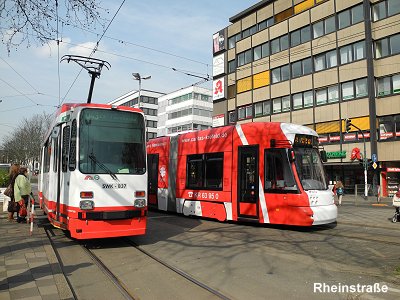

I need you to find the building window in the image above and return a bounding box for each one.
[338,4,363,30]
[273,98,282,113]
[328,85,339,103]
[379,116,395,140]
[228,33,241,49]
[304,91,314,107]
[238,105,253,120]
[314,49,337,72]
[237,49,252,67]
[292,90,314,110]
[312,16,335,39]
[316,89,328,105]
[377,74,400,96]
[355,78,368,98]
[258,17,274,31]
[254,45,262,61]
[291,61,302,78]
[263,100,271,115]
[290,25,311,47]
[228,84,236,98]
[242,25,257,39]
[293,93,303,110]
[228,60,236,73]
[291,57,312,79]
[271,34,289,55]
[373,0,400,22]
[254,102,263,117]
[342,81,355,100]
[228,111,236,124]
[282,96,291,112]
[271,64,290,83]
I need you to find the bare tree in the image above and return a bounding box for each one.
[1,112,51,166]
[1,0,108,52]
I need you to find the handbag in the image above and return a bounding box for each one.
[18,199,27,217]
[3,184,12,198]
[7,201,19,213]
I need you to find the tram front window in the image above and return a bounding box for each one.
[294,148,327,190]
[79,109,146,175]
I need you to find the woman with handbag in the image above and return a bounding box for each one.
[7,164,20,222]
[14,167,32,223]
[334,180,345,206]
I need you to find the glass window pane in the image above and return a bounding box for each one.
[325,16,336,34]
[280,35,289,51]
[302,58,312,75]
[373,1,387,21]
[377,77,391,96]
[393,74,400,94]
[291,30,301,47]
[314,54,325,71]
[282,96,290,111]
[258,20,267,31]
[301,26,311,43]
[291,61,302,78]
[293,93,303,109]
[313,21,324,38]
[246,105,253,118]
[254,45,262,60]
[338,10,351,29]
[355,78,368,98]
[352,5,364,24]
[328,85,339,103]
[316,89,327,105]
[326,50,337,68]
[281,65,290,81]
[237,53,245,66]
[375,38,389,58]
[388,0,400,16]
[271,38,280,54]
[238,107,246,119]
[272,68,281,83]
[353,41,365,60]
[340,45,352,64]
[304,91,314,107]
[244,49,252,64]
[390,34,400,55]
[262,42,270,57]
[255,103,263,116]
[263,101,271,115]
[273,98,282,113]
[342,82,355,100]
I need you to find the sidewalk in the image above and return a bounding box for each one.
[340,195,394,207]
[0,207,73,300]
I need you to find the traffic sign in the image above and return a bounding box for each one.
[372,153,377,163]
[372,162,378,169]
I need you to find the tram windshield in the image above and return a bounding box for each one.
[294,147,327,190]
[79,108,146,175]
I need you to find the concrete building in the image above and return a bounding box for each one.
[157,86,213,137]
[212,0,400,196]
[109,89,165,140]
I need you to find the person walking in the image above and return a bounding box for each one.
[14,167,32,223]
[7,164,20,222]
[334,180,345,206]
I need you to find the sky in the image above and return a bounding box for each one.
[0,0,259,142]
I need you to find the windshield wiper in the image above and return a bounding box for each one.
[88,153,118,181]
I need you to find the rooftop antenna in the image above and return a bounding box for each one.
[61,55,111,103]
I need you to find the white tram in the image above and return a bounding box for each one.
[38,103,147,239]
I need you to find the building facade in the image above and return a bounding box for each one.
[212,0,400,196]
[157,86,213,137]
[109,89,165,140]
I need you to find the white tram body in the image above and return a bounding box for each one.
[38,103,147,239]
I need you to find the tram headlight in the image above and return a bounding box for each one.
[80,200,95,210]
[134,199,146,208]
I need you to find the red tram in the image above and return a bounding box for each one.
[147,122,337,226]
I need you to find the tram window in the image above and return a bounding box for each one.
[69,120,77,171]
[44,139,51,173]
[53,133,58,173]
[186,153,223,190]
[264,149,298,193]
[62,126,70,172]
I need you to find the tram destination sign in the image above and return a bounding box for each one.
[293,134,318,148]
[326,151,347,159]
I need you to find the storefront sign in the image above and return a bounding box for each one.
[387,167,400,172]
[326,151,346,159]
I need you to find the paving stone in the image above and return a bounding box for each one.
[7,273,34,283]
[7,263,29,271]
[34,278,56,288]
[8,281,36,291]
[9,286,40,299]
[38,285,59,296]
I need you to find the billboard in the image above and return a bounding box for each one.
[213,77,225,101]
[213,30,225,54]
[213,54,225,77]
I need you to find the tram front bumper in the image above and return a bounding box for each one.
[310,204,337,225]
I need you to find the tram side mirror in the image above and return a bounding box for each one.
[320,150,328,162]
[51,127,60,139]
[288,149,296,163]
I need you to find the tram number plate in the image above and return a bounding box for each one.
[188,192,219,200]
[102,183,127,189]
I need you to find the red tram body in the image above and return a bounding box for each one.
[147,122,337,226]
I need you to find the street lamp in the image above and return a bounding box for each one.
[132,73,151,108]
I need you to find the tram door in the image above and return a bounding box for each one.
[147,154,159,208]
[237,145,259,218]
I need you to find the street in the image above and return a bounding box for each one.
[45,203,400,300]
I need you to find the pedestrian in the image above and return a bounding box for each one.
[334,180,345,206]
[7,164,20,222]
[14,166,32,223]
